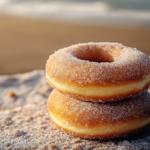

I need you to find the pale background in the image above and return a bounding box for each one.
[0,0,150,75]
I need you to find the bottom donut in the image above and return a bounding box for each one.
[47,90,150,139]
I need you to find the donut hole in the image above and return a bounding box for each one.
[72,47,115,63]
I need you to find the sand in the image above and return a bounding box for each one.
[0,13,150,75]
[0,70,150,150]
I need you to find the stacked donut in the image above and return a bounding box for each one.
[46,42,150,139]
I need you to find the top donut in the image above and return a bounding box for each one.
[46,42,150,103]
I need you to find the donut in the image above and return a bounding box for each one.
[48,90,150,139]
[46,42,150,102]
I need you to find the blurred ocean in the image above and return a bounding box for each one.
[0,0,150,27]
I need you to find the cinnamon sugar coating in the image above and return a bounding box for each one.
[46,42,150,86]
[46,42,150,102]
[48,90,150,139]
[48,90,150,126]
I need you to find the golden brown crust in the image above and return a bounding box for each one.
[46,42,150,102]
[48,90,150,125]
[50,116,150,140]
[61,81,150,102]
[47,90,150,139]
[46,74,150,102]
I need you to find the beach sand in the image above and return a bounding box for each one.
[0,13,150,75]
[0,70,150,150]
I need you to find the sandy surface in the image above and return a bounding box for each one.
[0,13,150,75]
[0,70,150,150]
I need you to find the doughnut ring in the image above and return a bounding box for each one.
[48,90,150,139]
[46,42,150,102]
